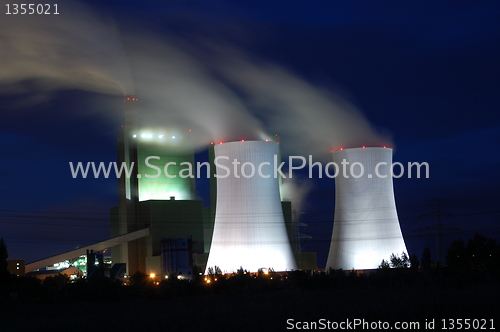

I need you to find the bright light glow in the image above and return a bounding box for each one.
[133,135,137,138]
[137,142,194,202]
[172,136,176,139]
[159,135,164,138]
[326,147,409,270]
[150,273,155,278]
[165,275,168,279]
[206,141,297,274]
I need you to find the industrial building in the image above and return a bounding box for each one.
[325,147,409,270]
[110,96,205,276]
[23,96,315,278]
[21,98,412,277]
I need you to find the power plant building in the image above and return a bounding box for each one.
[25,97,316,276]
[325,147,409,270]
[110,97,205,276]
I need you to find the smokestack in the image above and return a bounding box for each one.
[325,147,409,270]
[206,140,297,273]
[124,95,138,128]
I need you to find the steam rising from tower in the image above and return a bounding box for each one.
[325,147,408,270]
[206,141,297,273]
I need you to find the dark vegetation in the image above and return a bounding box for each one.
[0,233,498,331]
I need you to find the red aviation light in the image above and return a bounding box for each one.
[383,146,387,148]
[188,129,193,132]
[210,142,214,145]
[362,146,366,148]
[241,139,245,142]
[265,139,269,142]
[219,142,223,144]
[339,148,344,151]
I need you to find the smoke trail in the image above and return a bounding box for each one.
[0,0,390,156]
[214,53,391,160]
[122,33,265,148]
[0,0,134,105]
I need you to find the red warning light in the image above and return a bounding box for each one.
[275,134,278,136]
[188,129,192,132]
[265,140,269,142]
[219,142,223,144]
[210,142,214,145]
[241,139,245,142]
[340,148,344,150]
[362,146,366,148]
[383,146,387,148]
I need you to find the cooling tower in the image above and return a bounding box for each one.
[325,147,408,270]
[206,141,297,273]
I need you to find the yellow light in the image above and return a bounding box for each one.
[206,279,211,283]
[150,273,155,278]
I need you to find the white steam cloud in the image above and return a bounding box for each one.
[0,0,134,101]
[0,0,391,157]
[216,55,389,158]
[280,177,313,215]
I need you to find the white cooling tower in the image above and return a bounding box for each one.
[206,141,297,273]
[325,147,408,270]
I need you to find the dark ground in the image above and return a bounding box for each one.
[1,284,498,331]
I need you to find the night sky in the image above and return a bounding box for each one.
[1,0,499,268]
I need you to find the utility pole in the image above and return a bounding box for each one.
[433,198,444,263]
[414,198,457,264]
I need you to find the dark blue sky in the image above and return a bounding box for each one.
[1,0,499,267]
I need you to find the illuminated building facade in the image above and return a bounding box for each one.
[110,96,204,276]
[205,140,297,273]
[325,147,408,270]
